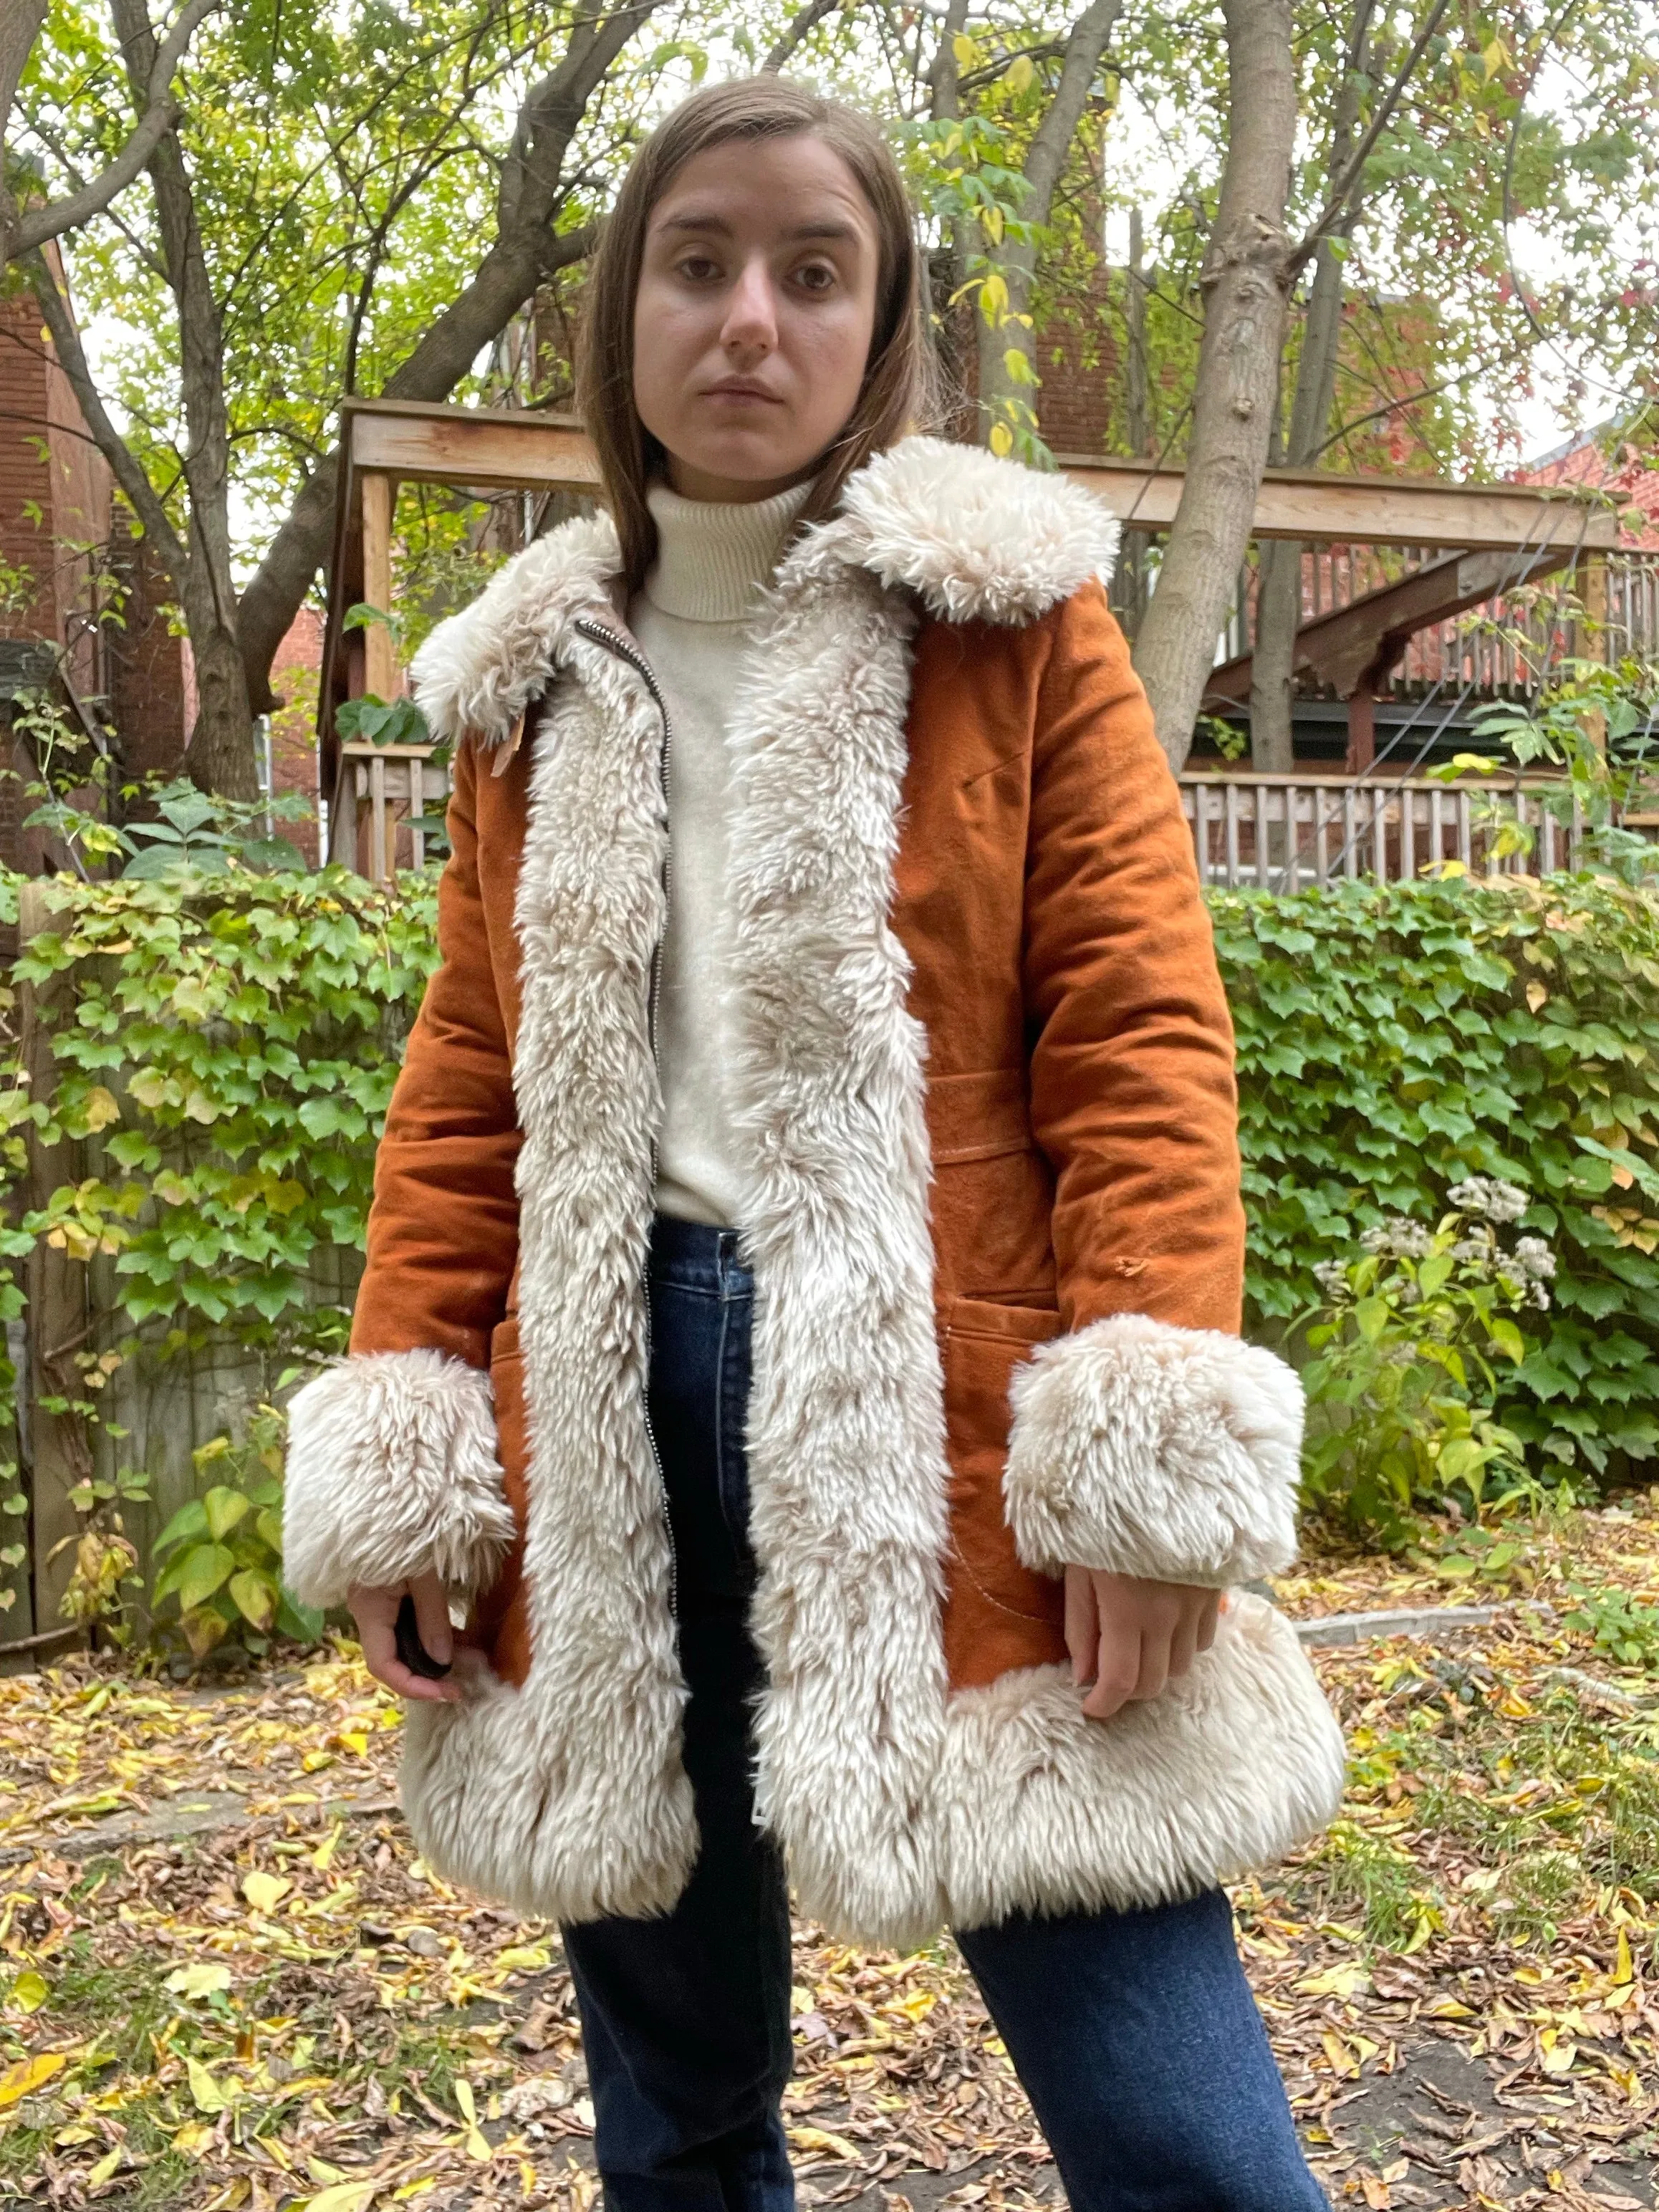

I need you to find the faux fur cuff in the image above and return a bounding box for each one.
[284,1349,516,1609]
[1004,1315,1303,1587]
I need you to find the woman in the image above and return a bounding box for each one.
[287,74,1344,2212]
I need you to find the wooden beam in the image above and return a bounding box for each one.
[360,473,397,699]
[1205,544,1573,708]
[346,400,602,494]
[1069,456,1618,552]
[335,398,1618,552]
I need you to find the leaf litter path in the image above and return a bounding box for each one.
[1,1499,1658,2211]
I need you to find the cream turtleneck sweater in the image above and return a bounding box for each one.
[631,477,813,1228]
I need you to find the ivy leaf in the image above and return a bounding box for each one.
[175,1542,235,1610]
[203,1486,251,1541]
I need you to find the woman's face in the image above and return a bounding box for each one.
[633,133,880,503]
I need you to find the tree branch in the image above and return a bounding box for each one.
[25,246,191,579]
[5,0,220,264]
[764,0,847,74]
[1289,0,1452,269]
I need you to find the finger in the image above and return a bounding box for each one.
[410,1571,455,1667]
[1081,1610,1139,1720]
[1168,1605,1201,1680]
[1132,1625,1170,1703]
[1196,1591,1222,1655]
[352,1588,460,1706]
[1064,1566,1100,1686]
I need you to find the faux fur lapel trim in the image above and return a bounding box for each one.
[408,438,1119,747]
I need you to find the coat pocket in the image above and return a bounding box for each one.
[927,1069,1058,1305]
[941,1299,1067,1670]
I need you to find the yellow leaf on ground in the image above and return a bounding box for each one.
[165,1961,231,2000]
[0,2051,66,2107]
[299,2186,380,2212]
[787,2126,862,2161]
[87,2147,122,2186]
[9,1968,49,2012]
[494,1945,552,1974]
[187,2055,228,2112]
[1294,1961,1369,1999]
[242,1870,292,1915]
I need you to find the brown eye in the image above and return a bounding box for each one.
[794,261,837,294]
[676,254,721,283]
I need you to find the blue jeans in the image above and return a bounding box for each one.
[562,1218,1327,2212]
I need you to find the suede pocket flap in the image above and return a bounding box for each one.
[926,1067,1032,1165]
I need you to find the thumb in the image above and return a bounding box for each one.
[409,1570,454,1665]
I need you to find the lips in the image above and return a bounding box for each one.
[702,380,781,403]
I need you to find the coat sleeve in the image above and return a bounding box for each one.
[282,739,519,1610]
[1002,581,1304,1590]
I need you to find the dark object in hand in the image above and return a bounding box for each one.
[395,1592,452,1680]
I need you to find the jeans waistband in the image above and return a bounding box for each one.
[648,1213,754,1298]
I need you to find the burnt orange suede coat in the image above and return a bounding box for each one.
[286,437,1343,1946]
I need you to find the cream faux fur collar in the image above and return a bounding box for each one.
[408,436,1120,749]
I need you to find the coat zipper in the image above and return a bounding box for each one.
[573,616,677,1620]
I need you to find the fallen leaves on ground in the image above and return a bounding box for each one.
[0,1496,1654,2208]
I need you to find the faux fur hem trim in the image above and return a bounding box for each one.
[405,437,1119,747]
[398,1657,698,1925]
[282,1350,516,1609]
[1004,1315,1304,1587]
[938,1595,1347,1933]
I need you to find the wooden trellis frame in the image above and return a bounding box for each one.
[319,398,1620,877]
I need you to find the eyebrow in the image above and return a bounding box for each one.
[655,211,863,245]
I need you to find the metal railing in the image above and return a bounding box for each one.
[1181,773,1586,892]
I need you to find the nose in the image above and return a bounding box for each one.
[720,253,778,363]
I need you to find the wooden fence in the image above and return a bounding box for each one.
[1181,774,1587,892]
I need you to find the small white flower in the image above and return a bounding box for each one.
[1451,1237,1493,1266]
[1487,1180,1531,1224]
[1514,1236,1557,1280]
[1313,1259,1350,1296]
[1529,1281,1552,1311]
[1447,1175,1529,1224]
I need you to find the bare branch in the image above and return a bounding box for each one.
[6,0,220,264]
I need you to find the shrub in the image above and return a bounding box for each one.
[1297,1181,1545,1536]
[1214,873,1659,1482]
[150,1412,322,1660]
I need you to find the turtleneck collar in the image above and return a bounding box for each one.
[642,478,814,624]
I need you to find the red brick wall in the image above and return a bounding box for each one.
[267,607,322,864]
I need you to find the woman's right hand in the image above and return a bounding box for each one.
[349,1571,462,1704]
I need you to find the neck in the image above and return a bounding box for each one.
[642,477,814,624]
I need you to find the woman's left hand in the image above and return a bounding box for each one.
[1064,1567,1223,1721]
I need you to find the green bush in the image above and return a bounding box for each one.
[0,858,441,1627]
[1297,1186,1542,1535]
[1215,872,1659,1481]
[150,1412,322,1659]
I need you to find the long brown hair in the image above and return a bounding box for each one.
[578,77,937,595]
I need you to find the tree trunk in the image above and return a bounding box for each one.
[974,0,1122,444]
[1132,0,1297,769]
[183,620,259,802]
[0,1,51,267]
[1116,206,1152,635]
[1248,7,1372,769]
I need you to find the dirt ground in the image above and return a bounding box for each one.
[1,1495,1657,2211]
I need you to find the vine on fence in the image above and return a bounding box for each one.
[0,859,439,1632]
[1218,871,1659,1481]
